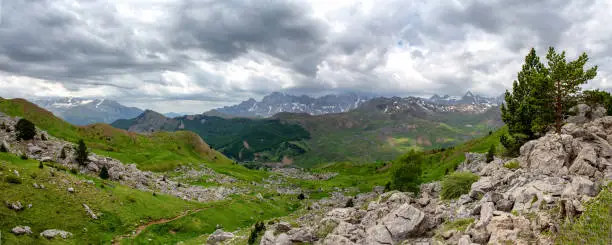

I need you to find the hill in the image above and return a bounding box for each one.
[0,98,230,171]
[276,97,503,167]
[112,111,311,163]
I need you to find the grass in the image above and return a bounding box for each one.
[0,152,204,245]
[127,196,299,244]
[0,98,231,172]
[555,182,612,245]
[503,160,520,169]
[440,172,479,200]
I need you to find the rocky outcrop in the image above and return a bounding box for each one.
[40,229,72,239]
[256,115,612,245]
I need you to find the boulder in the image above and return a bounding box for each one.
[274,233,291,245]
[6,201,23,211]
[562,176,598,198]
[363,225,393,245]
[380,203,425,240]
[475,202,494,228]
[11,226,32,235]
[1,140,10,152]
[326,208,360,223]
[287,227,315,243]
[28,145,43,155]
[275,222,292,233]
[40,229,72,239]
[207,229,234,244]
[260,230,276,245]
[67,187,75,193]
[458,235,472,245]
[323,234,355,245]
[519,134,569,175]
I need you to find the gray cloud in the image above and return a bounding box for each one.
[0,0,610,113]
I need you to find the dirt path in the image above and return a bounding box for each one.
[112,208,206,245]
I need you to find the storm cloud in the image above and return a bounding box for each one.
[0,0,611,113]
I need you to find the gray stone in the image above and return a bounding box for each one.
[207,229,234,244]
[323,234,355,245]
[276,222,292,233]
[67,187,75,193]
[40,229,72,239]
[6,201,23,211]
[364,225,393,245]
[381,203,425,240]
[11,226,32,235]
[476,202,494,228]
[458,235,472,245]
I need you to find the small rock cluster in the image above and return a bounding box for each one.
[272,168,338,180]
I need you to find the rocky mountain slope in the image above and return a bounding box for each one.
[246,106,612,245]
[427,91,504,106]
[32,97,143,125]
[214,92,370,118]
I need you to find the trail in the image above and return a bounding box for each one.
[112,208,206,245]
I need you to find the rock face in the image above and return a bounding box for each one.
[257,115,612,245]
[40,229,72,239]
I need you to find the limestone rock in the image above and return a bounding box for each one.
[380,203,425,240]
[323,234,355,245]
[83,203,98,220]
[40,229,72,239]
[207,229,234,244]
[11,226,32,235]
[363,225,393,245]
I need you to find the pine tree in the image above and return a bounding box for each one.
[546,47,598,133]
[76,139,88,166]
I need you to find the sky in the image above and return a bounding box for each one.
[0,0,611,113]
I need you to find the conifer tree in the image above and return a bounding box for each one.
[76,139,88,166]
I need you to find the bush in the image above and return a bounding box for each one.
[16,118,36,141]
[345,198,354,208]
[20,153,28,160]
[391,150,423,193]
[440,172,479,200]
[75,139,88,166]
[6,175,22,184]
[500,133,529,157]
[59,147,66,159]
[486,144,496,163]
[297,193,305,200]
[503,160,520,169]
[0,143,7,153]
[99,166,109,179]
[70,168,78,174]
[248,221,266,244]
[38,162,44,169]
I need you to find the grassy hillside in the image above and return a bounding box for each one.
[0,98,231,171]
[113,112,311,163]
[277,107,503,167]
[0,152,203,244]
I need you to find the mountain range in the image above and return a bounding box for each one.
[32,97,143,125]
[213,92,370,118]
[427,91,504,105]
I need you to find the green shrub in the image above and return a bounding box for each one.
[5,175,22,184]
[16,118,36,141]
[503,160,520,169]
[0,143,7,153]
[99,166,109,180]
[20,153,28,160]
[486,144,496,163]
[297,193,305,200]
[75,139,88,166]
[38,162,44,169]
[345,198,354,208]
[248,221,266,244]
[391,150,423,193]
[500,133,529,157]
[440,172,479,200]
